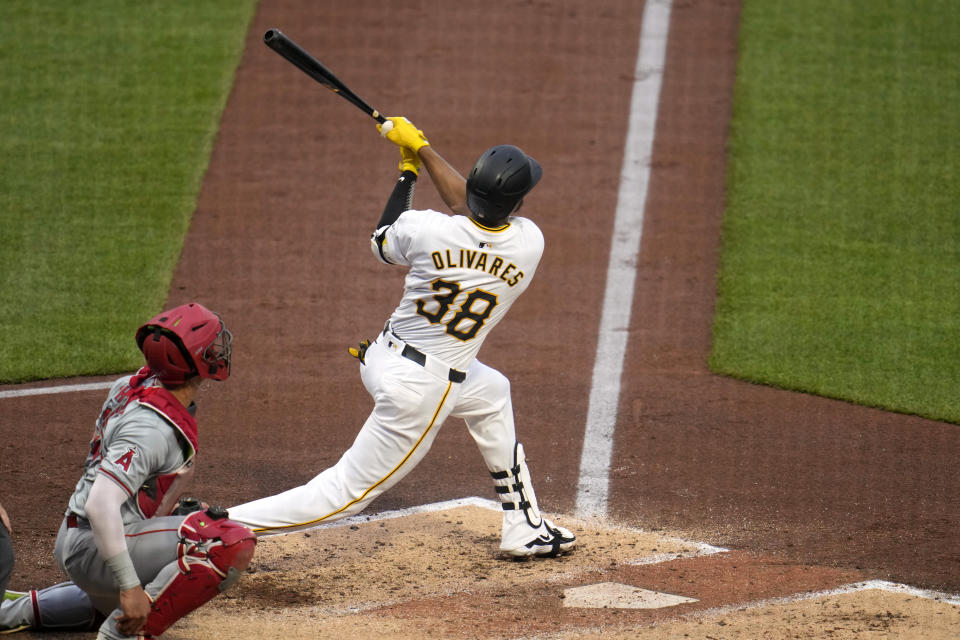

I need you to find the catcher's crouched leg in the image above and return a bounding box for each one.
[142,509,256,637]
[0,582,101,633]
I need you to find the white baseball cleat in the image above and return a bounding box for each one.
[502,519,577,558]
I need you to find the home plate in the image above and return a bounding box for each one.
[563,582,699,609]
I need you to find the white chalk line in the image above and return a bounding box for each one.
[690,579,960,620]
[0,380,115,399]
[523,579,960,640]
[280,496,498,533]
[279,497,959,608]
[301,496,725,558]
[576,0,673,519]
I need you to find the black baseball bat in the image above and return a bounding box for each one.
[263,28,386,124]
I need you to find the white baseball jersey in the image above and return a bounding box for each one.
[374,209,544,370]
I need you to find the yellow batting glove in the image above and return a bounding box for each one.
[348,339,371,364]
[398,146,421,175]
[377,116,430,152]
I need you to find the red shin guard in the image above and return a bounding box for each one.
[142,510,256,636]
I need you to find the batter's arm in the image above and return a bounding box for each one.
[375,170,418,231]
[419,146,469,215]
[372,166,419,264]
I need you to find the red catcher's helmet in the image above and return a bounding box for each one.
[135,303,232,385]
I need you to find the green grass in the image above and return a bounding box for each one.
[0,0,256,382]
[711,0,960,423]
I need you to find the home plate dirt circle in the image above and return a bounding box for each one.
[151,501,958,640]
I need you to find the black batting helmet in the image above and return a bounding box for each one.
[465,145,542,225]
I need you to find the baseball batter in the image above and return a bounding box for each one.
[1,303,258,639]
[228,117,576,557]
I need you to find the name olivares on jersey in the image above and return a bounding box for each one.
[430,249,524,287]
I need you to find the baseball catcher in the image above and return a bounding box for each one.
[1,303,257,639]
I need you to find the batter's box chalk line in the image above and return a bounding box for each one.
[267,496,500,536]
[281,496,727,562]
[517,580,960,640]
[689,579,960,621]
[279,498,959,607]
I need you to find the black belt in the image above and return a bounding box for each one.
[382,323,466,383]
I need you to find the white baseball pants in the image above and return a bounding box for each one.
[228,331,518,534]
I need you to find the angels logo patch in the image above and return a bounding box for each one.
[114,448,137,472]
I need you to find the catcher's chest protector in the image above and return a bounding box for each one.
[133,388,201,519]
[137,463,196,519]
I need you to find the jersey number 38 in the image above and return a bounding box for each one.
[416,279,498,341]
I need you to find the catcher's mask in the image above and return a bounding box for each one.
[466,144,542,226]
[135,303,232,385]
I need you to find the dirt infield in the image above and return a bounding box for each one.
[3,0,959,638]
